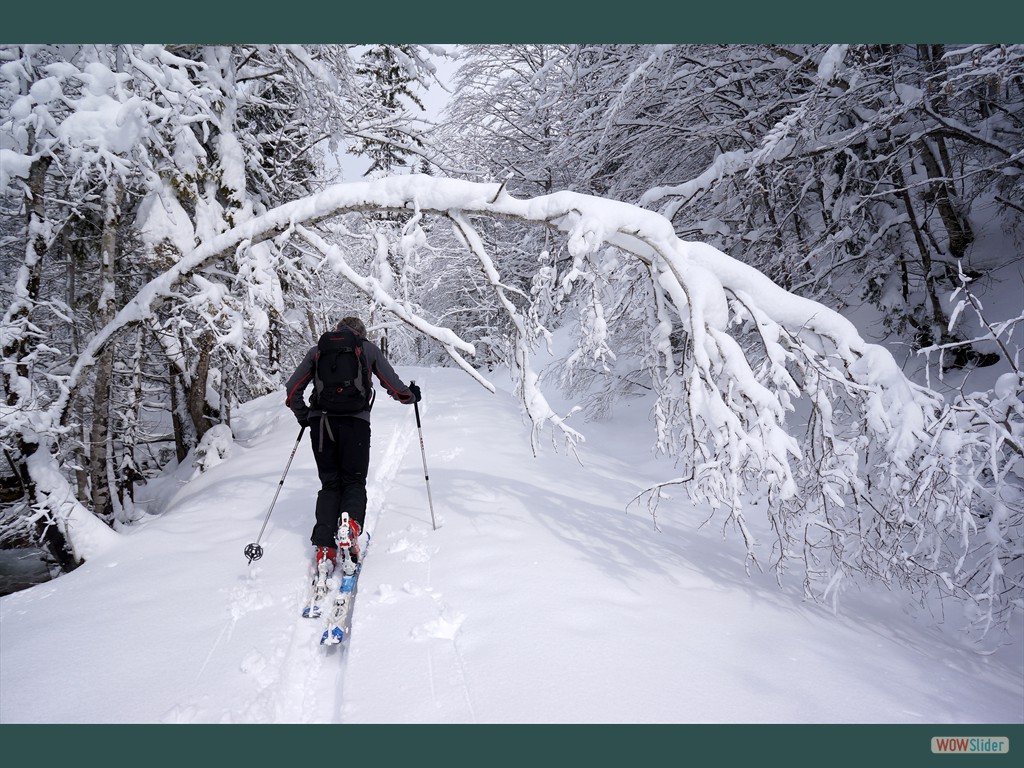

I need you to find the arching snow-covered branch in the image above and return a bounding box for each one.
[447,211,585,455]
[293,223,490,393]
[27,175,925,530]
[7,175,1015,632]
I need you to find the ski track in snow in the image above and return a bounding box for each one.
[342,395,482,724]
[235,411,417,724]
[6,372,1020,726]
[393,552,477,722]
[152,408,421,724]
[344,400,479,723]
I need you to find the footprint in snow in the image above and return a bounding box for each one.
[386,537,436,563]
[386,537,413,554]
[240,649,267,676]
[402,581,425,597]
[228,583,274,620]
[411,610,465,641]
[373,584,399,604]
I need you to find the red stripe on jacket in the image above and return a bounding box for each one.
[372,365,412,402]
[285,370,311,407]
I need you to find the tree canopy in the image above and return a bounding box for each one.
[2,44,1021,636]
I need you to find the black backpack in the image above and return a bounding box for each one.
[312,326,374,414]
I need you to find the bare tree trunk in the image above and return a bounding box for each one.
[169,361,189,464]
[3,157,51,404]
[916,137,974,259]
[88,182,123,521]
[267,310,281,377]
[305,307,318,340]
[88,352,114,519]
[187,330,219,443]
[2,155,76,569]
[63,231,90,497]
[892,161,950,348]
[115,328,146,514]
[914,44,973,260]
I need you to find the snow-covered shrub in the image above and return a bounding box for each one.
[191,424,235,477]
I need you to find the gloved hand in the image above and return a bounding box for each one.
[408,383,422,403]
[297,414,311,429]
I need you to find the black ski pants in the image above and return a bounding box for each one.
[308,414,371,547]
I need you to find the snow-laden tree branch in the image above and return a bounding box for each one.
[446,211,585,455]
[292,223,490,392]
[4,171,1019,633]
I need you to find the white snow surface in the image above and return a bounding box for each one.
[1,366,1021,725]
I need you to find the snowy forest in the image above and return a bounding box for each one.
[1,43,1022,639]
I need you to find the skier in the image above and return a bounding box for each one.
[284,315,421,576]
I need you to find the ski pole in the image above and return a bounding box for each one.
[244,425,306,564]
[410,381,437,530]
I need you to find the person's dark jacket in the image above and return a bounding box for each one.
[285,335,416,425]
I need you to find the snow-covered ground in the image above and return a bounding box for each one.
[1,365,1021,728]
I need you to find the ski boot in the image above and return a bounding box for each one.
[337,513,361,576]
[303,545,337,618]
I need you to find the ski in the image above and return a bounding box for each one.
[302,558,336,620]
[299,512,370,645]
[320,562,361,645]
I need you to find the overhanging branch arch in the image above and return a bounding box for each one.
[19,175,1017,631]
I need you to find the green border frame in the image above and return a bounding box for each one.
[2,724,1023,766]
[2,2,1022,765]
[4,0,1024,43]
